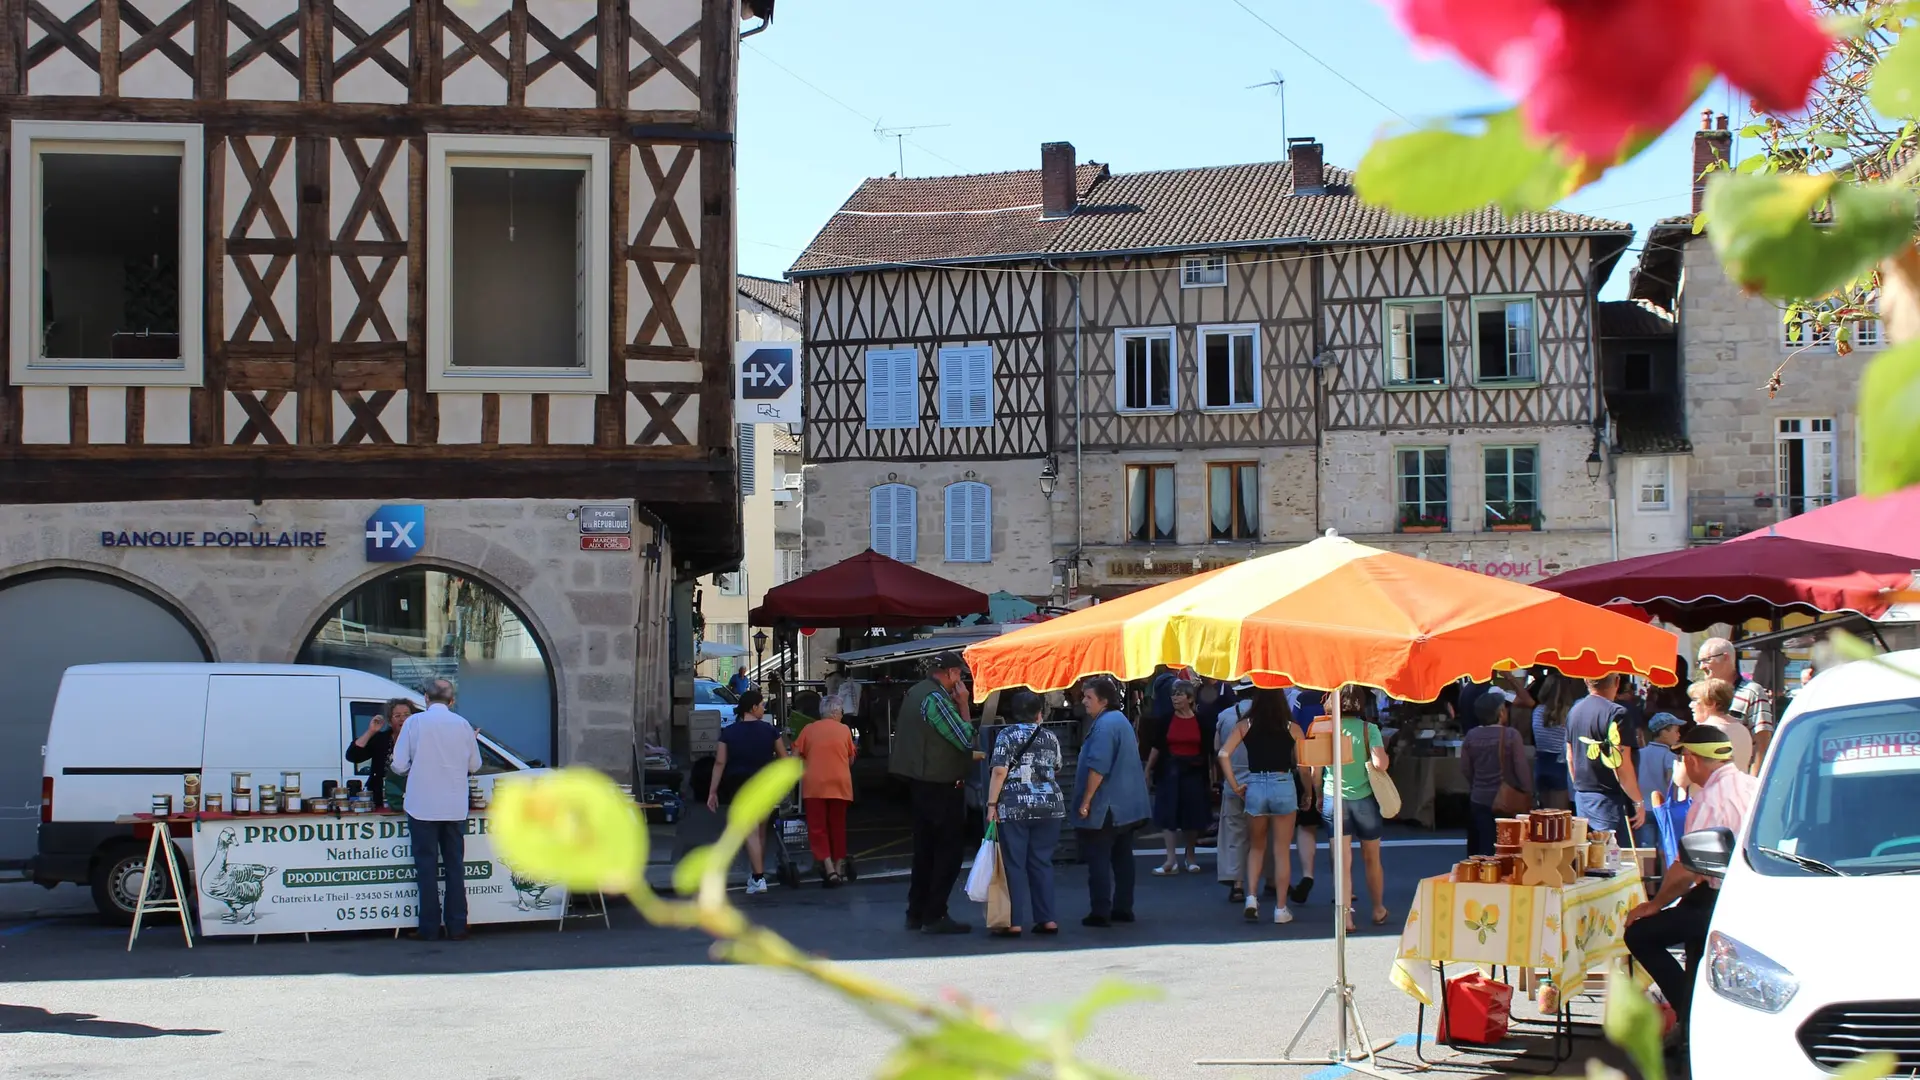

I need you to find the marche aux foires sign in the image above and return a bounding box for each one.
[190,815,568,936]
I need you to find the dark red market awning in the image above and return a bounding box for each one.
[1533,535,1918,632]
[749,549,990,629]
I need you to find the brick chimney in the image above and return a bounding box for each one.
[1288,137,1325,196]
[1692,110,1732,215]
[1041,141,1077,218]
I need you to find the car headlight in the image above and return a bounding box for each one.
[1707,930,1799,1013]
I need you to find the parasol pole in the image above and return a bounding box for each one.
[1198,684,1398,1075]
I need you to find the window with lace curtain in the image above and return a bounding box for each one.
[1126,464,1176,543]
[1208,463,1258,540]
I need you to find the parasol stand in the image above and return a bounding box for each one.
[1198,688,1405,1075]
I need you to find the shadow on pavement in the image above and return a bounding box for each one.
[0,1003,220,1038]
[0,843,1464,983]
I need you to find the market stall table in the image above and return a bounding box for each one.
[1387,745,1467,829]
[121,809,582,947]
[1390,866,1648,1068]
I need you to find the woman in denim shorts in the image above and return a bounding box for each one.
[1216,690,1308,924]
[1318,688,1393,931]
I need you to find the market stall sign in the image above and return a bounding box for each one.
[578,505,632,535]
[190,813,567,937]
[100,530,327,549]
[581,535,633,552]
[1107,557,1239,579]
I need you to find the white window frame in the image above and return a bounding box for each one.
[869,483,918,563]
[936,345,994,428]
[10,121,206,387]
[864,347,919,430]
[1776,417,1837,518]
[777,549,804,584]
[1114,327,1177,413]
[1382,297,1448,388]
[1198,324,1261,411]
[1470,294,1539,384]
[943,481,992,563]
[426,134,610,394]
[1180,255,1226,288]
[1635,457,1671,512]
[716,570,746,596]
[1783,300,1882,351]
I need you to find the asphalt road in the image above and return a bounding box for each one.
[0,838,1649,1080]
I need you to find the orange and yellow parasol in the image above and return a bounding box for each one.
[964,535,1679,701]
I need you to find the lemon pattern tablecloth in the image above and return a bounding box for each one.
[1390,868,1646,1006]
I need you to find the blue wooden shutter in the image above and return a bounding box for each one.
[892,484,917,562]
[966,347,993,426]
[944,484,966,561]
[968,482,991,561]
[865,351,892,430]
[872,484,916,562]
[938,348,965,427]
[894,350,919,427]
[737,424,756,496]
[870,485,894,557]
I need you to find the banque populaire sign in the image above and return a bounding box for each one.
[100,528,328,549]
[190,814,567,937]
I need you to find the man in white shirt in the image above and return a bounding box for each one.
[391,679,481,940]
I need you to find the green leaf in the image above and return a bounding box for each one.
[1601,965,1666,1080]
[1052,979,1161,1042]
[1735,153,1772,175]
[1706,174,1919,299]
[1861,339,1920,495]
[1829,629,1879,663]
[672,844,717,895]
[1356,110,1578,218]
[1873,30,1920,118]
[725,758,803,831]
[1831,1051,1899,1080]
[1813,131,1854,149]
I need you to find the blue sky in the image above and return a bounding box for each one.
[736,0,1743,299]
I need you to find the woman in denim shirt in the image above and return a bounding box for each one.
[1072,676,1151,927]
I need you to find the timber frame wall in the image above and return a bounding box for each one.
[0,0,741,568]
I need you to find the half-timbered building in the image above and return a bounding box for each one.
[793,138,1631,601]
[0,0,761,861]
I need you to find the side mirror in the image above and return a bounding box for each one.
[1678,827,1736,879]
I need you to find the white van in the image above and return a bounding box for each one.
[1686,649,1920,1079]
[33,663,538,922]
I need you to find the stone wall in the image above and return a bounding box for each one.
[803,459,1056,597]
[1679,239,1860,535]
[0,498,657,775]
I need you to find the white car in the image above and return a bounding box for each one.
[695,678,739,724]
[1686,649,1920,1079]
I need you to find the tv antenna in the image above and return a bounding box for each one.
[1248,69,1287,147]
[874,120,950,177]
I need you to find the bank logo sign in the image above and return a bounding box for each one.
[735,341,801,423]
[364,505,426,562]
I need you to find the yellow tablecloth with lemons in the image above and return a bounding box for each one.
[1389,867,1647,1006]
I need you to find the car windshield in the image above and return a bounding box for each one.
[695,682,738,706]
[1747,696,1920,876]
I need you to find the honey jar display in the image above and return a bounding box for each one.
[1495,818,1525,848]
[183,773,202,798]
[1476,858,1502,884]
[182,794,199,813]
[232,790,252,814]
[205,793,224,813]
[151,794,172,816]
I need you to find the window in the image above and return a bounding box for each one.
[1784,301,1882,351]
[864,348,919,430]
[870,483,918,563]
[1472,296,1538,382]
[1200,326,1259,409]
[1384,299,1446,386]
[1181,255,1226,288]
[737,424,757,497]
[1208,463,1259,540]
[1483,446,1540,529]
[1116,329,1175,412]
[777,549,804,584]
[1636,457,1671,511]
[944,481,992,563]
[1621,351,1653,392]
[1396,448,1450,531]
[1126,464,1176,543]
[716,570,746,596]
[1777,418,1836,518]
[707,622,746,681]
[427,134,610,394]
[937,345,993,428]
[10,121,205,386]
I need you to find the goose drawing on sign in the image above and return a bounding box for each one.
[202,829,275,924]
[510,870,557,911]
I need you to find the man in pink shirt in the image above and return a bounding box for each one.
[1623,725,1760,1044]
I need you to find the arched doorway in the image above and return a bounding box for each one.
[0,571,210,865]
[296,567,556,766]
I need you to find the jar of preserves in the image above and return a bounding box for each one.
[231,771,251,795]
[151,794,172,816]
[232,792,252,814]
[205,793,224,813]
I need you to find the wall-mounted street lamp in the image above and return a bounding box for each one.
[1039,454,1059,499]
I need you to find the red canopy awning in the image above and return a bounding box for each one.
[1533,535,1917,632]
[749,549,990,629]
[1725,488,1920,560]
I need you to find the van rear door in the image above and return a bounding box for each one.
[200,675,343,805]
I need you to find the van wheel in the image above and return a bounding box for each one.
[91,842,182,925]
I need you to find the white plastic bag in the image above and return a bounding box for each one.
[965,833,997,903]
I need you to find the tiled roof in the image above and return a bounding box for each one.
[1609,396,1692,455]
[792,159,1633,275]
[1598,300,1676,338]
[736,274,802,321]
[766,426,802,453]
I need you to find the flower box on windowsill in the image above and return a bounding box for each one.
[1490,523,1537,532]
[1400,525,1446,534]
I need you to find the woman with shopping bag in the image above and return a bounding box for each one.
[983,690,1064,938]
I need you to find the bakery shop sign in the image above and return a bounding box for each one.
[99,528,328,549]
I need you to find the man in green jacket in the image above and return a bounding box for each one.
[890,652,976,934]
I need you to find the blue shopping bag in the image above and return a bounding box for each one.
[1651,797,1692,867]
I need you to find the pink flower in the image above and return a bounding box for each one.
[1387,0,1832,160]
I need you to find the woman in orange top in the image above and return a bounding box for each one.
[792,699,858,886]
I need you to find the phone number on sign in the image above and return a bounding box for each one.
[337,905,419,921]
